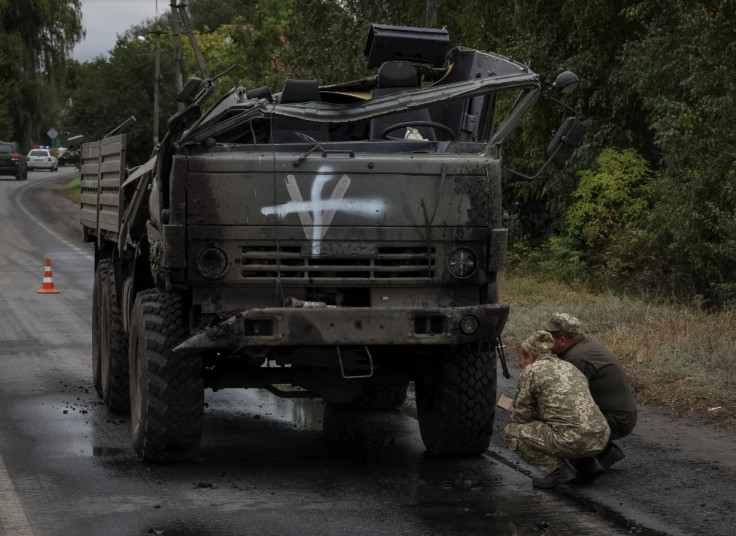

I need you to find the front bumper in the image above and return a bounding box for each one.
[175,303,509,352]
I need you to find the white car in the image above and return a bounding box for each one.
[27,148,59,171]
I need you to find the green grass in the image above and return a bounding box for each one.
[61,177,81,204]
[499,272,736,429]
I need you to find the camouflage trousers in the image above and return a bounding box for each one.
[503,421,610,475]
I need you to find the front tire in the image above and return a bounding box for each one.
[99,261,129,413]
[415,344,497,456]
[128,289,203,462]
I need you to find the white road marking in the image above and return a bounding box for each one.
[15,174,93,260]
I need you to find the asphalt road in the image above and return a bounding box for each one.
[0,169,695,536]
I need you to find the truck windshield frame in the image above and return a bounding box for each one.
[180,71,540,148]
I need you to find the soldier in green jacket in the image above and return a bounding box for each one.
[545,312,639,479]
[503,331,610,488]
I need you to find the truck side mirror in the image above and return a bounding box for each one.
[546,117,585,165]
[505,117,585,181]
[552,71,579,94]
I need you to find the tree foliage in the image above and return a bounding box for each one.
[64,27,186,164]
[617,1,736,301]
[29,0,736,304]
[0,0,84,148]
[188,0,259,32]
[562,148,657,286]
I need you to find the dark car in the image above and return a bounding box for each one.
[0,141,28,180]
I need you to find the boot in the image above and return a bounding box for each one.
[532,462,577,489]
[570,457,604,483]
[597,442,625,469]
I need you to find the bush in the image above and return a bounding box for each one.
[565,147,656,274]
[508,148,664,294]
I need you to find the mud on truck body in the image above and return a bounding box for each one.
[82,25,583,462]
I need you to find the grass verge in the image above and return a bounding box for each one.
[61,177,81,204]
[499,272,736,430]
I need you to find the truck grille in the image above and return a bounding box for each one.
[240,245,435,280]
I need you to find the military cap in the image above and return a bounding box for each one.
[521,330,555,357]
[544,312,581,334]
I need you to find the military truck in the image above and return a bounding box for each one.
[82,24,583,462]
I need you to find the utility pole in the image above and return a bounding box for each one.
[152,30,162,147]
[426,0,439,27]
[176,3,209,79]
[170,0,184,111]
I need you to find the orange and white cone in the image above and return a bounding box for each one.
[37,258,59,294]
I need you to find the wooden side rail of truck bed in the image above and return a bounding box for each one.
[80,134,127,247]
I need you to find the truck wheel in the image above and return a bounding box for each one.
[92,261,108,398]
[415,344,497,456]
[128,289,203,462]
[352,383,409,410]
[99,262,129,413]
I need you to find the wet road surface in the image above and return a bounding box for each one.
[0,172,682,535]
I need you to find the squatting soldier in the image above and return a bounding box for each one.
[504,331,610,488]
[545,312,638,479]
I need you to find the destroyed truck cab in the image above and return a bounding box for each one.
[82,24,583,462]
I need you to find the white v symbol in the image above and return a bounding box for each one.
[284,172,351,240]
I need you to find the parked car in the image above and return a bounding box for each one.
[0,141,28,180]
[26,148,59,171]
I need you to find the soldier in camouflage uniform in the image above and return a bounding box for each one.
[545,312,637,481]
[503,331,610,488]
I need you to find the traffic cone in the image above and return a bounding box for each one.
[37,258,59,294]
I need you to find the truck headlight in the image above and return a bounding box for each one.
[460,315,479,335]
[448,248,477,279]
[196,247,228,279]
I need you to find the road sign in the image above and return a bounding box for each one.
[46,127,58,141]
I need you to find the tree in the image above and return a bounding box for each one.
[563,148,657,286]
[188,0,259,32]
[618,1,736,301]
[64,30,182,164]
[0,0,84,149]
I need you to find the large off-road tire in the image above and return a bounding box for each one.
[415,344,497,456]
[128,289,203,462]
[352,383,409,410]
[99,261,130,413]
[91,261,108,398]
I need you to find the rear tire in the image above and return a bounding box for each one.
[128,289,203,462]
[99,262,130,413]
[415,344,497,456]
